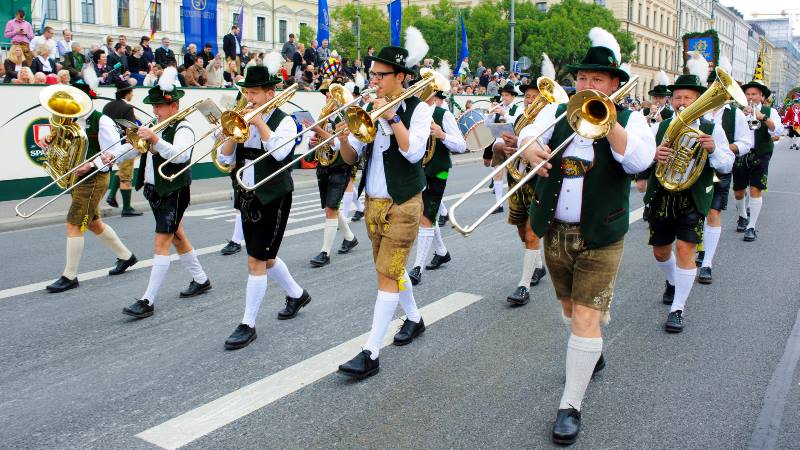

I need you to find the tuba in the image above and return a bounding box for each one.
[316,84,353,166]
[39,84,93,189]
[655,67,746,192]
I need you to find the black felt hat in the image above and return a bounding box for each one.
[236,65,282,88]
[518,82,538,93]
[648,84,671,97]
[370,46,415,75]
[499,83,517,96]
[433,91,447,100]
[741,79,771,100]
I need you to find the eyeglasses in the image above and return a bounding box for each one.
[369,71,396,80]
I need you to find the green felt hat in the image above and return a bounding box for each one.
[668,74,707,94]
[142,86,184,104]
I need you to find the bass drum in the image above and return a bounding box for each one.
[457,109,494,152]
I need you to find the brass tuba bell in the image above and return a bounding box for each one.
[38,84,93,190]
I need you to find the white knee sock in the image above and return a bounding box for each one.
[398,272,421,323]
[493,180,505,204]
[143,254,171,304]
[561,311,572,331]
[341,191,353,217]
[701,225,721,268]
[671,267,697,312]
[655,252,676,285]
[432,223,448,256]
[231,213,244,244]
[518,249,538,288]
[747,197,763,230]
[736,197,748,219]
[95,225,132,260]
[413,227,435,270]
[338,211,355,241]
[179,250,208,284]
[267,257,303,298]
[353,193,364,212]
[537,248,545,268]
[321,218,338,254]
[559,334,603,411]
[63,236,85,279]
[438,202,448,216]
[363,291,400,359]
[242,274,268,327]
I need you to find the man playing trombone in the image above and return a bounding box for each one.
[519,28,655,445]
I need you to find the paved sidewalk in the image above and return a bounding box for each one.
[0,152,482,231]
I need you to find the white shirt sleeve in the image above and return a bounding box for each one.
[732,108,754,156]
[216,140,236,165]
[261,115,297,162]
[91,115,126,171]
[441,110,466,154]
[609,110,657,174]
[518,102,558,147]
[153,124,194,164]
[768,108,783,137]
[709,121,734,174]
[400,101,433,163]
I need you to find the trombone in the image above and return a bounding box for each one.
[159,83,299,182]
[449,75,640,236]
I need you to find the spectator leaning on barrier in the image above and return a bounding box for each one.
[143,63,163,86]
[154,37,176,69]
[128,45,148,86]
[184,56,207,87]
[56,29,73,60]
[4,44,28,83]
[4,9,33,65]
[56,69,70,84]
[61,42,85,81]
[205,56,225,87]
[31,43,57,75]
[14,66,34,84]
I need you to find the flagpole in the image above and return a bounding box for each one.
[509,0,515,74]
[357,0,361,61]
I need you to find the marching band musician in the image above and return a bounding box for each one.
[407,90,466,285]
[485,83,521,214]
[216,64,311,350]
[784,98,800,150]
[45,77,138,293]
[104,79,144,217]
[520,28,656,444]
[635,70,673,220]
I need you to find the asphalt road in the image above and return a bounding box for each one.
[1,142,799,449]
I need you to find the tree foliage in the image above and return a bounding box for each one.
[298,24,316,48]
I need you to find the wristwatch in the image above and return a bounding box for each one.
[389,114,402,125]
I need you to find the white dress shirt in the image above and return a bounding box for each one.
[113,121,195,184]
[334,100,432,199]
[752,105,783,138]
[217,111,297,188]
[88,114,128,172]
[702,117,735,174]
[439,108,467,154]
[518,102,656,223]
[704,105,753,158]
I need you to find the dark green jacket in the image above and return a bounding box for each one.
[424,106,452,178]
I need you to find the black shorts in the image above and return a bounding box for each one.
[422,175,447,222]
[317,165,352,210]
[648,189,705,246]
[239,191,292,261]
[710,172,732,211]
[733,153,771,191]
[634,165,653,182]
[789,127,799,138]
[143,184,190,234]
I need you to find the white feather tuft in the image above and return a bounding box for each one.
[541,53,556,79]
[620,63,631,75]
[686,51,709,87]
[656,70,669,86]
[437,60,451,80]
[344,81,355,94]
[718,56,732,75]
[355,71,365,88]
[158,66,178,92]
[404,26,428,68]
[81,62,99,91]
[265,52,283,76]
[588,27,621,63]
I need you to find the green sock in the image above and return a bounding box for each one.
[121,189,133,210]
[108,174,120,199]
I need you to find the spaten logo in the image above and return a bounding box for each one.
[192,0,206,11]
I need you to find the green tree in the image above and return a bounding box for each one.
[331,4,388,61]
[298,24,316,47]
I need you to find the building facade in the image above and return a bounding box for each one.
[677,0,712,72]
[749,17,800,103]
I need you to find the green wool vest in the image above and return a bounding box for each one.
[752,105,774,156]
[134,119,192,196]
[530,104,633,249]
[84,110,102,159]
[424,106,452,178]
[644,118,716,216]
[231,108,296,205]
[359,96,426,205]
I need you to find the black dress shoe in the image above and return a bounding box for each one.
[593,353,606,377]
[743,228,757,242]
[337,237,359,254]
[179,279,212,298]
[393,317,425,346]
[351,211,364,222]
[408,266,422,285]
[438,214,448,227]
[121,208,143,217]
[695,250,705,267]
[338,350,380,379]
[698,266,712,284]
[106,196,119,208]
[736,216,749,232]
[109,254,137,276]
[220,240,242,255]
[530,266,547,286]
[662,281,675,305]
[491,206,504,214]
[122,299,154,319]
[310,252,330,267]
[277,289,312,320]
[665,310,684,333]
[642,204,650,222]
[551,408,581,445]
[507,286,530,306]
[46,276,79,293]
[425,252,451,270]
[225,324,257,349]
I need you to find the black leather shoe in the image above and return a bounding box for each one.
[393,318,425,346]
[531,266,547,286]
[551,408,581,445]
[408,266,422,285]
[106,196,119,208]
[698,266,712,284]
[121,208,143,217]
[662,281,675,305]
[179,279,212,298]
[695,250,705,267]
[337,237,359,254]
[593,353,606,377]
[277,289,312,320]
[491,206,504,214]
[351,211,364,222]
[310,251,330,267]
[426,252,451,270]
[338,350,380,379]
[736,216,749,232]
[507,286,530,306]
[122,299,154,319]
[743,228,757,242]
[665,310,684,333]
[109,254,137,276]
[438,214,448,227]
[220,240,241,255]
[46,276,79,293]
[225,324,257,349]
[642,204,650,222]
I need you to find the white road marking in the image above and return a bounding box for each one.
[135,292,483,450]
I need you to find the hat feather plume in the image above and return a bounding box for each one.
[588,27,621,63]
[437,60,451,80]
[355,71,365,88]
[686,51,709,87]
[656,70,669,86]
[265,51,283,76]
[541,53,556,79]
[81,62,99,91]
[158,66,178,92]
[718,56,732,75]
[404,26,428,68]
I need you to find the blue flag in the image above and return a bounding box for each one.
[317,0,330,45]
[182,0,218,55]
[454,11,469,76]
[388,0,402,46]
[237,4,244,37]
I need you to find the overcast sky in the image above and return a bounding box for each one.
[719,0,799,33]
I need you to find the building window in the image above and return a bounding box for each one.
[279,19,287,43]
[81,0,95,24]
[594,0,606,6]
[257,17,266,42]
[150,1,162,31]
[536,2,547,12]
[46,0,58,20]
[118,0,130,27]
[179,5,184,33]
[232,12,240,31]
[638,3,642,23]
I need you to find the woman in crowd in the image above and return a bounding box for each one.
[30,44,57,75]
[3,44,28,83]
[128,45,149,86]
